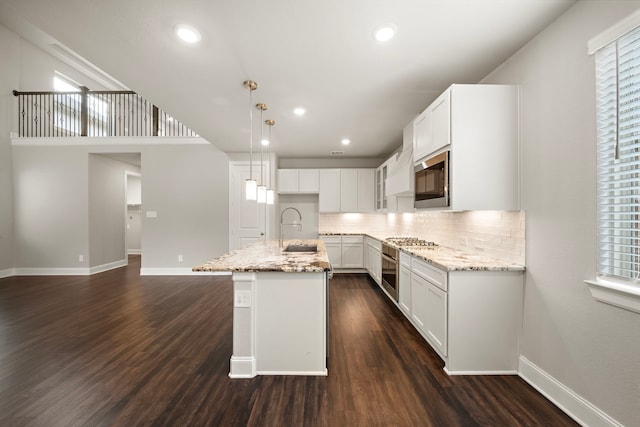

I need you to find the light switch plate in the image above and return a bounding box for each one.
[234,290,252,308]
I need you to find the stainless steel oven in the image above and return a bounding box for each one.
[414,150,449,209]
[381,243,399,301]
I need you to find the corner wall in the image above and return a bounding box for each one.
[0,24,18,275]
[482,1,640,425]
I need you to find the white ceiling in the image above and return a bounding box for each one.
[0,0,576,159]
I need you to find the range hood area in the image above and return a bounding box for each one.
[385,147,414,196]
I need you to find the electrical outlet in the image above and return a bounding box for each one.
[79,255,84,262]
[178,254,183,262]
[234,290,251,308]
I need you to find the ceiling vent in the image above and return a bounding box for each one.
[330,151,344,156]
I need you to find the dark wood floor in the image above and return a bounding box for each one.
[0,256,577,427]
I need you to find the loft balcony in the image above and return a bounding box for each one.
[12,87,197,138]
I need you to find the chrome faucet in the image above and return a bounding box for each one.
[280,207,303,247]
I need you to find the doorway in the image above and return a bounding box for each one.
[125,171,142,256]
[229,161,273,250]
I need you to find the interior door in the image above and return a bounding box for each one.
[230,162,266,250]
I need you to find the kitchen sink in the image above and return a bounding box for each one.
[283,244,318,253]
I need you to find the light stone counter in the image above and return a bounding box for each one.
[319,233,524,271]
[192,239,331,273]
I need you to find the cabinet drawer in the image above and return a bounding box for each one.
[320,235,341,244]
[412,258,447,292]
[366,237,381,251]
[342,235,363,244]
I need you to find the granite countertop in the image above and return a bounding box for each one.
[192,239,331,273]
[398,245,525,272]
[320,232,525,272]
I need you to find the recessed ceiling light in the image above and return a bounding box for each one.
[341,138,351,145]
[261,139,270,146]
[374,23,397,42]
[293,107,306,116]
[174,24,201,44]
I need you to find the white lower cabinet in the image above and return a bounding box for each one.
[398,252,411,315]
[364,236,382,285]
[425,283,447,357]
[341,235,364,268]
[399,252,522,374]
[410,273,428,331]
[320,235,342,268]
[321,235,364,270]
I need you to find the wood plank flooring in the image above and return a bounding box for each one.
[0,256,578,426]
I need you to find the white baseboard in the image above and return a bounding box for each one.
[89,259,127,275]
[518,356,623,427]
[256,369,328,376]
[229,356,256,378]
[128,249,141,255]
[140,268,231,276]
[0,268,15,279]
[445,368,518,376]
[13,267,91,275]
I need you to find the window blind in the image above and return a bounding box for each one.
[597,25,640,280]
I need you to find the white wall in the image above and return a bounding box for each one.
[12,146,90,270]
[0,24,18,274]
[482,2,640,425]
[12,140,229,272]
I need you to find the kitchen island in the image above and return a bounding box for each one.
[193,239,331,378]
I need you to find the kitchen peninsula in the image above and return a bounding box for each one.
[193,239,331,378]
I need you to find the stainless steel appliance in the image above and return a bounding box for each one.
[381,243,399,301]
[414,151,449,209]
[381,237,438,302]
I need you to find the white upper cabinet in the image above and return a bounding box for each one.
[340,169,358,213]
[430,90,451,155]
[299,169,320,192]
[319,168,375,213]
[319,169,341,212]
[413,84,520,211]
[414,89,451,162]
[357,169,375,213]
[277,169,319,193]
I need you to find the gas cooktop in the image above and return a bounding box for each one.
[384,237,438,247]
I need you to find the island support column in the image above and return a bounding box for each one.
[229,272,257,378]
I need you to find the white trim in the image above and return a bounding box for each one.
[518,356,623,427]
[128,249,141,255]
[444,368,518,376]
[229,356,257,378]
[89,259,127,275]
[140,268,231,276]
[588,7,640,54]
[0,269,15,279]
[13,267,91,276]
[11,136,210,146]
[256,369,328,376]
[584,279,640,314]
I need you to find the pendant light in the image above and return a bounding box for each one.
[265,119,275,205]
[243,80,258,200]
[256,103,268,204]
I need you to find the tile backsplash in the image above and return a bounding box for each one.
[319,211,525,265]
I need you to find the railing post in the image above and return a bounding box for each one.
[152,105,159,136]
[80,86,89,136]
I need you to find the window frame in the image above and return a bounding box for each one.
[586,11,640,314]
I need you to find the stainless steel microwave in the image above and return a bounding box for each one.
[414,151,449,209]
